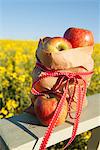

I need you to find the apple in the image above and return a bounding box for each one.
[63,27,94,48]
[44,37,72,53]
[36,37,72,70]
[37,37,72,60]
[37,37,72,53]
[34,95,68,126]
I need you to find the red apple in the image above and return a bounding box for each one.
[63,27,94,48]
[34,95,68,126]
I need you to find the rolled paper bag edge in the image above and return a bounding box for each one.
[46,45,93,54]
[37,46,94,70]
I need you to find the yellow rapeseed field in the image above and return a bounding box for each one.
[0,40,100,119]
[0,40,38,118]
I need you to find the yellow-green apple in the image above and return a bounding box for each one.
[63,27,94,48]
[36,37,72,70]
[34,95,68,126]
[44,37,72,52]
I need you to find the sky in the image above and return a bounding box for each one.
[0,0,100,42]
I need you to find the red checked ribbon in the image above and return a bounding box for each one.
[31,62,93,150]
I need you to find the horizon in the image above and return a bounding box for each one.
[0,39,100,45]
[0,0,100,42]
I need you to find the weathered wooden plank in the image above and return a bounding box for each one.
[0,94,100,150]
[0,114,39,150]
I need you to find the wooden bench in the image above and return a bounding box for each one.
[0,94,100,150]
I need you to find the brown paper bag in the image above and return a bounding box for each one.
[37,46,94,70]
[32,46,94,111]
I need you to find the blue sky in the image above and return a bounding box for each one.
[0,0,100,42]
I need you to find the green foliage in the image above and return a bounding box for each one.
[87,44,100,95]
[47,130,92,150]
[0,40,38,117]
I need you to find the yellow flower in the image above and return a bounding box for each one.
[0,108,8,115]
[0,115,4,119]
[0,53,5,59]
[16,87,21,92]
[85,135,90,140]
[15,52,23,64]
[15,66,22,74]
[0,93,3,98]
[11,100,19,109]
[6,100,12,110]
[7,64,13,72]
[83,132,87,136]
[83,131,91,140]
[94,67,100,75]
[18,75,25,82]
[6,99,19,110]
[25,87,31,94]
[87,131,92,139]
[0,66,6,74]
[2,80,9,88]
[11,72,17,79]
[22,54,28,63]
[5,44,11,50]
[5,113,14,118]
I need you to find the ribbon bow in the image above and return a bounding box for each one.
[31,62,93,150]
